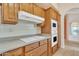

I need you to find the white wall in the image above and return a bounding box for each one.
[67,14,79,41]
[56,3,79,48]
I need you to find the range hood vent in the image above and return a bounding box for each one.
[18,11,45,24]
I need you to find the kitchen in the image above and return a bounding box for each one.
[0,3,61,56]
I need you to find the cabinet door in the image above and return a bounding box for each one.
[40,40,47,46]
[54,11,57,20]
[2,3,8,23]
[50,9,54,18]
[20,3,33,14]
[3,47,24,56]
[25,44,47,56]
[25,42,39,52]
[2,3,19,24]
[50,9,56,20]
[34,4,45,17]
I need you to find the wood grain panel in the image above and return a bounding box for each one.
[52,44,57,54]
[20,3,33,14]
[2,3,19,24]
[25,44,47,56]
[34,4,45,17]
[25,42,39,52]
[41,9,51,34]
[40,40,47,46]
[47,39,52,56]
[41,51,47,56]
[3,47,24,56]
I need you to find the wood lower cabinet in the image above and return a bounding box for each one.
[25,44,47,56]
[46,39,52,56]
[3,47,24,56]
[25,42,39,52]
[41,51,47,56]
[40,40,47,46]
[1,39,49,56]
[52,44,58,55]
[2,3,19,24]
[25,40,48,56]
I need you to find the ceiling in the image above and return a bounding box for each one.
[36,3,79,15]
[57,3,79,14]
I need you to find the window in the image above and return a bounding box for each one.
[71,22,79,36]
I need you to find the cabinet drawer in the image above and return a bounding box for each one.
[41,51,47,56]
[25,42,39,52]
[40,40,47,46]
[3,47,24,56]
[25,44,47,56]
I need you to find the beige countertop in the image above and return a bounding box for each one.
[0,34,51,54]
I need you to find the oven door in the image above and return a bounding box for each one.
[51,34,58,47]
[51,20,57,29]
[51,20,58,34]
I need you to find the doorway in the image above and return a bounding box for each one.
[64,13,79,51]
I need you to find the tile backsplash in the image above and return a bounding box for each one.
[0,22,41,34]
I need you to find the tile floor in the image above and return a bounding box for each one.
[53,40,79,56]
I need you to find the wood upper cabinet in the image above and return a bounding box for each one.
[20,4,45,17]
[2,3,19,24]
[50,8,57,20]
[20,3,33,14]
[41,9,51,34]
[34,4,45,18]
[54,11,57,20]
[20,4,45,18]
[50,9,54,18]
